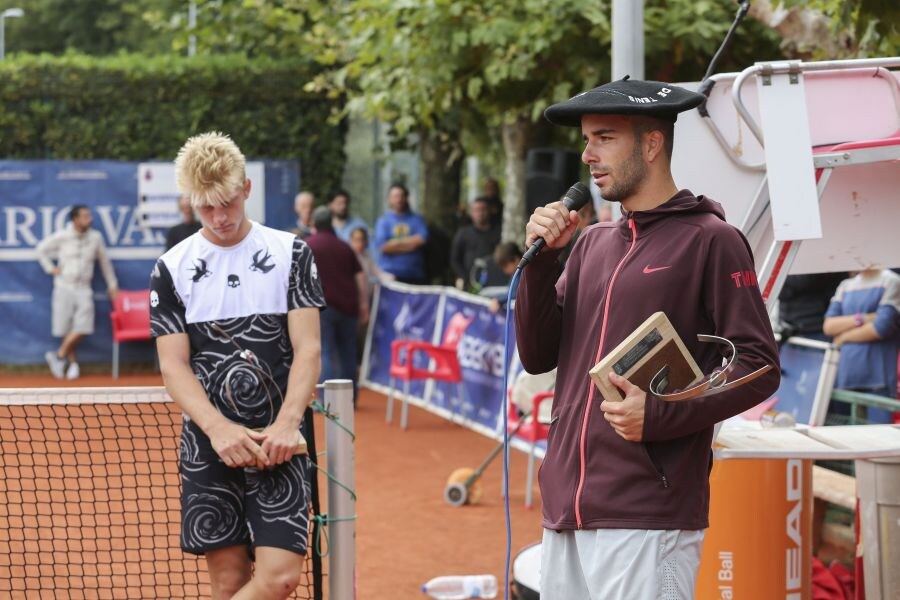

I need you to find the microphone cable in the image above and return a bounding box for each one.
[501,266,523,600]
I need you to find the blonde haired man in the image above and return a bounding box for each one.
[151,132,325,600]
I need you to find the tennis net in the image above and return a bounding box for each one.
[0,387,323,599]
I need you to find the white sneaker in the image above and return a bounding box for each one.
[65,362,80,380]
[45,352,65,379]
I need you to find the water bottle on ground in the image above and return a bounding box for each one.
[760,409,796,428]
[421,574,498,599]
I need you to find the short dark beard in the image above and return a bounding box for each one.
[601,140,646,203]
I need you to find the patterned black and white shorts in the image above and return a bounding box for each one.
[178,424,312,556]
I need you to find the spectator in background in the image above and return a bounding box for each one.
[423,221,453,286]
[374,183,429,284]
[777,273,846,341]
[823,268,900,423]
[450,196,501,291]
[349,226,393,300]
[37,205,119,379]
[597,201,614,223]
[306,207,369,402]
[481,176,504,227]
[291,190,315,238]
[165,195,202,251]
[328,189,368,243]
[479,241,524,313]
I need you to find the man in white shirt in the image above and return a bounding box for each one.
[36,205,118,379]
[152,131,324,599]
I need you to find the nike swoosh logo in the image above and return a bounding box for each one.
[643,265,672,274]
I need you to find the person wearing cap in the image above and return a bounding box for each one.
[515,78,780,599]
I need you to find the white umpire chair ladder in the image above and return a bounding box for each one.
[704,57,900,310]
[698,57,900,425]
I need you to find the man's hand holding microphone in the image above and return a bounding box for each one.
[519,182,590,269]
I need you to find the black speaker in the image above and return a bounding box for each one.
[525,148,583,214]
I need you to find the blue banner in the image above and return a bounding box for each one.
[434,293,514,429]
[361,282,518,433]
[364,284,442,401]
[0,160,298,365]
[770,339,827,424]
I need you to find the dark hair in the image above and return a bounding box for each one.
[493,241,522,266]
[69,205,88,221]
[471,196,490,206]
[632,116,674,160]
[312,206,333,231]
[328,189,351,204]
[350,226,368,241]
[632,115,675,162]
[389,182,408,198]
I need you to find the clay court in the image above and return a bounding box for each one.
[0,373,544,599]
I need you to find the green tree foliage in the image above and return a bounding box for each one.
[0,0,180,56]
[147,0,339,60]
[135,2,788,235]
[303,0,783,236]
[780,0,899,56]
[0,53,345,197]
[301,1,780,142]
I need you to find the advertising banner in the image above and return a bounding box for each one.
[771,339,828,424]
[0,160,298,365]
[361,281,518,435]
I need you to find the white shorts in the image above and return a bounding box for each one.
[52,285,95,337]
[540,527,705,600]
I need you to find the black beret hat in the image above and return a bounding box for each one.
[544,76,705,127]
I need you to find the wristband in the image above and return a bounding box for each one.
[853,313,864,327]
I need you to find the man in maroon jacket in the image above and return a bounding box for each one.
[306,206,369,402]
[515,78,780,599]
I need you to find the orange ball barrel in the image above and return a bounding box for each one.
[696,457,812,600]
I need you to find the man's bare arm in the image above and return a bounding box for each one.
[833,322,882,347]
[157,333,268,468]
[355,271,370,325]
[260,307,321,465]
[380,234,425,254]
[35,231,62,275]
[823,312,876,337]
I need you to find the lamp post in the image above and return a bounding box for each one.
[0,8,24,60]
[188,1,196,57]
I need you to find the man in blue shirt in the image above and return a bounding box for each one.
[823,268,900,423]
[374,183,429,284]
[328,189,368,244]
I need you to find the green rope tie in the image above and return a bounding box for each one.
[311,399,356,441]
[308,397,357,558]
[309,460,357,502]
[312,512,358,558]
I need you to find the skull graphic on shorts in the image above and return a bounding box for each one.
[227,274,241,288]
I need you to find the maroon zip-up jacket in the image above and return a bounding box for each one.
[515,190,780,531]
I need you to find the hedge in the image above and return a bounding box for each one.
[0,53,346,197]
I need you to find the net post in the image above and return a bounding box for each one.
[323,379,356,600]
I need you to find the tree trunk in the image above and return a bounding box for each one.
[749,1,854,58]
[501,115,532,245]
[419,128,463,234]
[418,128,463,285]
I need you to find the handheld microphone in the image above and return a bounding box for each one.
[517,181,590,269]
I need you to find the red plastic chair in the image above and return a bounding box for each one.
[109,289,152,379]
[506,390,554,508]
[386,312,473,429]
